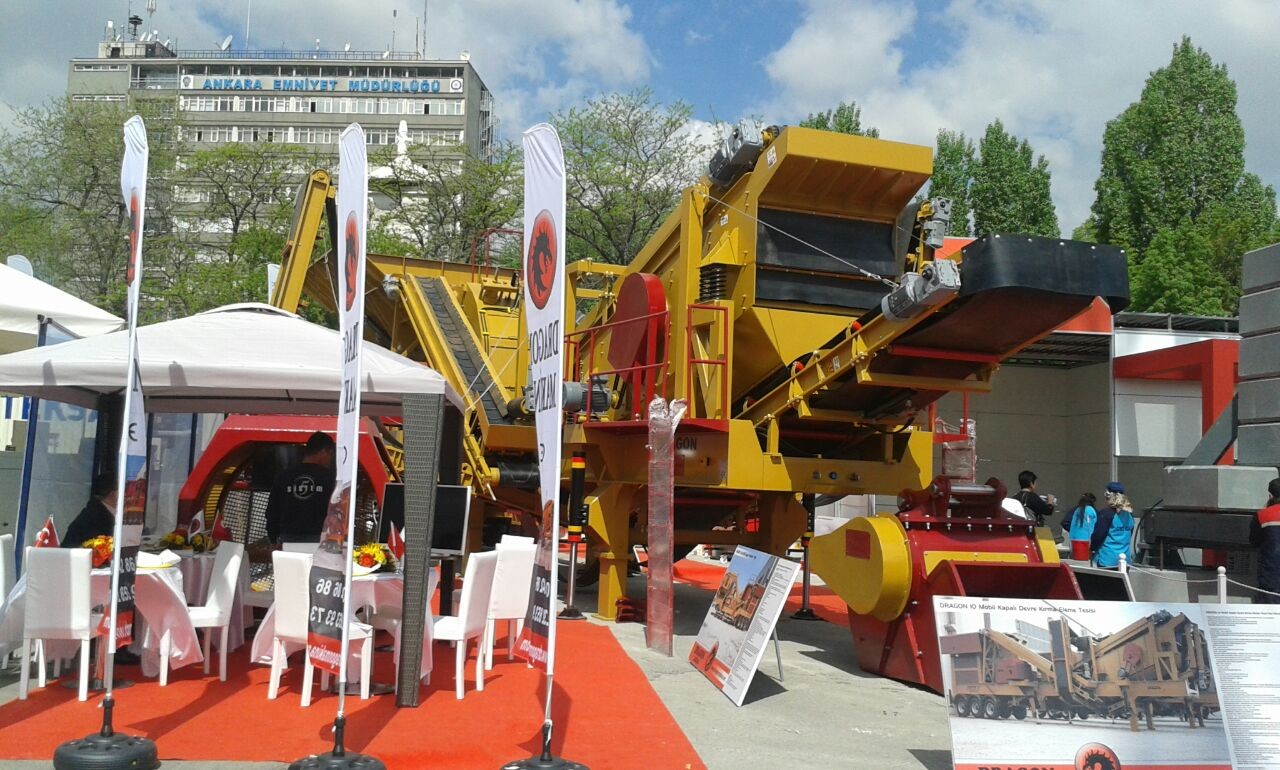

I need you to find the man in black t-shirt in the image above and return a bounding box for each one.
[265,431,336,544]
[1012,469,1057,528]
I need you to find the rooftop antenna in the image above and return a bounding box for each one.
[382,49,390,60]
[343,42,351,52]
[145,0,156,21]
[244,0,251,51]
[315,38,321,51]
[422,0,428,57]
[219,34,233,52]
[391,8,397,53]
[105,19,115,41]
[127,13,142,39]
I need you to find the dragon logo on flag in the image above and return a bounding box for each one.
[526,210,556,310]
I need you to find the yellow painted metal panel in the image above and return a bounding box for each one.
[922,550,1028,576]
[810,513,911,622]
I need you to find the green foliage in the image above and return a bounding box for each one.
[0,97,182,319]
[552,88,713,265]
[799,101,879,137]
[1129,224,1232,315]
[1080,37,1279,313]
[369,139,523,265]
[930,129,975,237]
[970,119,1059,238]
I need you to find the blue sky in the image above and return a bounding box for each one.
[3,1,1278,232]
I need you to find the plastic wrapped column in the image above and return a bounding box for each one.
[646,397,686,656]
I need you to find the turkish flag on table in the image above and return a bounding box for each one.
[34,516,60,548]
[387,525,405,562]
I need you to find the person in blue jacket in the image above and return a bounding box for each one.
[1092,481,1135,568]
[1067,492,1098,561]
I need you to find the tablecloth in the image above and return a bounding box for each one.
[0,566,203,678]
[249,570,436,682]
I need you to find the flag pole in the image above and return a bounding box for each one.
[53,115,157,770]
[288,121,383,770]
[500,123,587,770]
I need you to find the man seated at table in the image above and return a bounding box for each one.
[265,431,336,544]
[63,472,118,547]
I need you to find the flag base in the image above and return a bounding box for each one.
[53,732,158,770]
[53,694,157,770]
[500,756,590,770]
[557,606,585,620]
[288,752,387,770]
[790,607,821,621]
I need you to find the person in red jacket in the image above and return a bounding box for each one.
[1249,477,1280,605]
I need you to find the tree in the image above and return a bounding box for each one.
[369,140,523,267]
[799,101,879,137]
[0,98,183,319]
[930,129,975,237]
[1129,224,1233,315]
[1078,37,1278,313]
[970,119,1059,238]
[552,88,713,265]
[154,142,326,317]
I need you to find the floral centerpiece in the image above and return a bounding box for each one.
[161,529,215,553]
[354,543,395,573]
[82,535,113,568]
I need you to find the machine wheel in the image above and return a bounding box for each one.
[1073,708,1089,720]
[997,700,1011,719]
[955,696,971,718]
[1011,704,1028,720]
[981,697,999,719]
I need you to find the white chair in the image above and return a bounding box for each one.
[268,551,371,706]
[281,542,320,554]
[485,542,535,670]
[20,547,95,701]
[432,551,498,700]
[160,542,243,684]
[501,534,535,545]
[0,534,13,668]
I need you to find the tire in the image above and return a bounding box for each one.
[1012,704,1028,720]
[955,696,971,718]
[1073,708,1089,720]
[997,699,1011,719]
[982,696,999,719]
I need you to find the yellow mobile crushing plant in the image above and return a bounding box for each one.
[269,124,1128,639]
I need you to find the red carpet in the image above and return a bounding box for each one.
[674,558,849,624]
[0,621,704,769]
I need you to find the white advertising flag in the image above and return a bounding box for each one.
[515,124,566,674]
[106,115,149,652]
[307,123,368,680]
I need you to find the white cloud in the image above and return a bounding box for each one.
[756,0,1280,233]
[0,0,650,136]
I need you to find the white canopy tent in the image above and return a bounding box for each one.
[0,263,124,354]
[0,303,461,413]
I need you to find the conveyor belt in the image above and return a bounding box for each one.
[738,234,1130,432]
[418,276,510,424]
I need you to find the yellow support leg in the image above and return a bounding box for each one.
[586,484,637,620]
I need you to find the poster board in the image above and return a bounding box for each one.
[934,596,1280,770]
[689,546,799,706]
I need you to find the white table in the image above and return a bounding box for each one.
[249,570,436,683]
[0,564,203,678]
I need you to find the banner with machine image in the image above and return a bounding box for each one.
[934,596,1280,770]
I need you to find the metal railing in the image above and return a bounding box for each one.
[685,304,730,421]
[566,310,670,422]
[178,49,433,61]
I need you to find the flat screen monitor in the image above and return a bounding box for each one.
[379,482,470,556]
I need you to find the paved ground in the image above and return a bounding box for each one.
[589,562,954,770]
[0,557,955,770]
